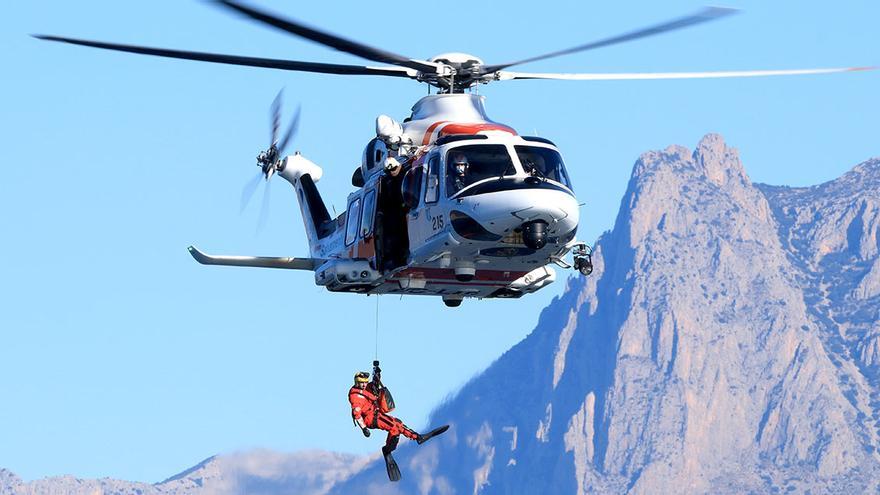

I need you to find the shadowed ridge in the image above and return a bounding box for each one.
[160,456,217,484]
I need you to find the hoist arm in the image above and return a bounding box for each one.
[372,360,383,386]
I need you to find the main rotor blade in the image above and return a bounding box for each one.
[277,105,301,155]
[497,66,877,81]
[33,35,418,78]
[215,1,439,74]
[482,7,737,73]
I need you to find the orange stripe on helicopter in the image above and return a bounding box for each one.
[358,236,376,259]
[438,123,517,138]
[421,121,517,146]
[421,120,449,146]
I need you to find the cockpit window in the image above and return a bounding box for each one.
[446,145,515,196]
[515,146,571,188]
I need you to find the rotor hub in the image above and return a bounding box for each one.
[429,53,484,69]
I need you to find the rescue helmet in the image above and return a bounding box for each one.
[354,371,370,385]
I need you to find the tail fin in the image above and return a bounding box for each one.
[278,154,335,255]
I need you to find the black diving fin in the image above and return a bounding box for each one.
[417,425,450,445]
[383,449,401,482]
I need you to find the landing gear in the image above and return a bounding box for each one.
[573,243,593,276]
[443,296,463,308]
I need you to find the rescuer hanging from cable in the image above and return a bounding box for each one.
[349,360,449,482]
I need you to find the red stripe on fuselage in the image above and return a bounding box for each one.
[421,122,517,146]
[438,123,517,138]
[392,268,527,282]
[421,120,450,146]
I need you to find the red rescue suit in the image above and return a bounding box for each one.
[349,383,418,449]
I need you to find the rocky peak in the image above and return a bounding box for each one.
[624,134,772,250]
[694,133,750,188]
[630,134,748,188]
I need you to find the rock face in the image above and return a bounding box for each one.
[329,135,880,494]
[4,136,878,494]
[0,450,368,495]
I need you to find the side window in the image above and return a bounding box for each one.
[360,190,376,238]
[425,155,440,204]
[345,198,361,246]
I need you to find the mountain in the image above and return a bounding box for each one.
[0,450,369,495]
[4,135,878,494]
[328,135,880,494]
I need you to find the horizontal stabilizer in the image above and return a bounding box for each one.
[188,246,323,271]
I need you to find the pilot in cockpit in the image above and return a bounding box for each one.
[522,153,546,178]
[451,152,470,191]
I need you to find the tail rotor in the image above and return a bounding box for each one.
[241,89,301,224]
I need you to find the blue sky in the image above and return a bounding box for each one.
[1,0,877,483]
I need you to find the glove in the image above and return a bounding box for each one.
[362,427,371,438]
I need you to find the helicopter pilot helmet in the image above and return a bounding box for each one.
[451,152,469,176]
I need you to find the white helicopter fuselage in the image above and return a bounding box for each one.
[267,94,587,305]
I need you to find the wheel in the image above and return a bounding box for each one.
[575,257,593,276]
[443,298,462,308]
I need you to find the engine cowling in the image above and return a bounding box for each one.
[278,153,323,184]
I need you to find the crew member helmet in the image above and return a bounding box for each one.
[354,371,370,385]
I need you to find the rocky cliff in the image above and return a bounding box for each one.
[4,135,878,494]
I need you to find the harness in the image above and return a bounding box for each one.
[349,386,379,427]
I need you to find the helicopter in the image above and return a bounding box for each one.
[36,1,875,307]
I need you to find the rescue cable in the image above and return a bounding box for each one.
[374,295,380,361]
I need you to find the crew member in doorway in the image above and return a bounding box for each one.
[349,361,449,482]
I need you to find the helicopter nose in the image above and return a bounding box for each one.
[510,191,578,228]
[463,188,579,242]
[512,191,579,247]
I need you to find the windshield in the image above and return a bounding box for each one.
[515,146,571,188]
[446,144,515,196]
